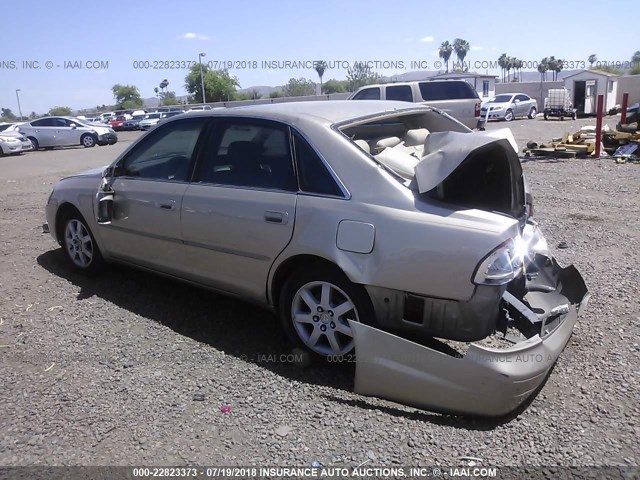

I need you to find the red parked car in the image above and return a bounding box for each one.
[108,115,127,131]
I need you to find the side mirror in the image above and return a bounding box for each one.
[102,166,114,178]
[70,123,77,129]
[514,99,520,103]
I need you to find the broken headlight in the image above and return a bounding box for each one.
[473,239,523,285]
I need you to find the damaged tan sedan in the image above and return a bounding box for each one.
[44,101,588,416]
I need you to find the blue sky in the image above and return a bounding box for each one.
[1,0,637,114]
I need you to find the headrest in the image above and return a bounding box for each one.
[375,136,401,149]
[403,128,429,147]
[354,139,371,154]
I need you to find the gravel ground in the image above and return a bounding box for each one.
[0,118,638,469]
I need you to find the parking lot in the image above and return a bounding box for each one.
[1,118,639,467]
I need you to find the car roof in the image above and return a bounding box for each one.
[183,100,430,124]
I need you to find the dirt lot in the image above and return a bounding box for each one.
[1,117,639,468]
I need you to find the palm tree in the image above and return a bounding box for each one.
[554,58,564,80]
[538,57,549,81]
[514,58,523,81]
[498,53,508,82]
[505,56,515,82]
[439,41,453,73]
[159,79,169,94]
[588,54,597,68]
[154,87,160,106]
[453,38,470,70]
[547,57,557,80]
[314,60,327,95]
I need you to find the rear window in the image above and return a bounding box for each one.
[418,81,478,101]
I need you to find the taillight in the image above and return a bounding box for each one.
[475,102,481,117]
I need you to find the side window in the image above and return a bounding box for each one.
[386,85,413,102]
[194,119,296,191]
[117,118,205,181]
[55,118,70,127]
[515,94,529,102]
[32,118,55,127]
[353,88,381,100]
[482,80,489,97]
[294,133,343,197]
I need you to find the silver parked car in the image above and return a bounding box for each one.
[138,112,165,130]
[43,101,587,416]
[480,93,538,121]
[18,116,117,150]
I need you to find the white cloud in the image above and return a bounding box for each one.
[419,36,435,43]
[178,32,209,40]
[471,45,483,51]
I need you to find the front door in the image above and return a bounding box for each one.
[584,80,597,114]
[180,118,298,302]
[97,117,208,275]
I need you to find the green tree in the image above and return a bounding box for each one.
[538,57,549,81]
[314,60,327,95]
[588,54,597,68]
[29,111,38,120]
[498,53,508,82]
[346,62,381,91]
[111,84,143,109]
[593,65,623,75]
[160,91,181,106]
[48,106,72,116]
[632,50,640,64]
[0,108,17,121]
[185,65,239,103]
[159,79,169,94]
[283,77,316,97]
[269,90,283,98]
[514,58,523,81]
[453,38,470,70]
[322,79,350,94]
[439,41,453,72]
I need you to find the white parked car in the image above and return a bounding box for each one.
[0,123,34,152]
[0,134,24,155]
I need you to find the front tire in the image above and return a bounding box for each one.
[528,107,537,119]
[28,137,39,150]
[60,211,104,274]
[279,266,374,358]
[81,133,96,148]
[504,109,513,121]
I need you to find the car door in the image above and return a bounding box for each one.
[28,118,57,146]
[97,117,208,275]
[180,117,298,302]
[514,95,529,116]
[52,117,77,146]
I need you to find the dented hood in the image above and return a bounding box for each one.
[414,128,519,194]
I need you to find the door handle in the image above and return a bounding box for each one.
[264,211,287,224]
[159,200,176,210]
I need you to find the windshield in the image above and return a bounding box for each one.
[488,94,514,103]
[132,115,145,120]
[69,117,93,127]
[146,113,161,119]
[0,124,14,132]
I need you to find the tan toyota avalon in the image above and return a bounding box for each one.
[44,101,588,416]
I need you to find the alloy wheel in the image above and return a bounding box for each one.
[291,281,358,356]
[64,219,94,268]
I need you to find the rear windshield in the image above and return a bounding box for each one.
[418,81,478,101]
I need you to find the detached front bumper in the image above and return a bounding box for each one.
[351,254,588,417]
[97,133,118,145]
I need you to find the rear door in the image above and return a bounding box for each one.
[28,118,57,146]
[53,117,79,146]
[180,117,297,302]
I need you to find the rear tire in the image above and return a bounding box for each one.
[279,266,375,359]
[59,210,104,274]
